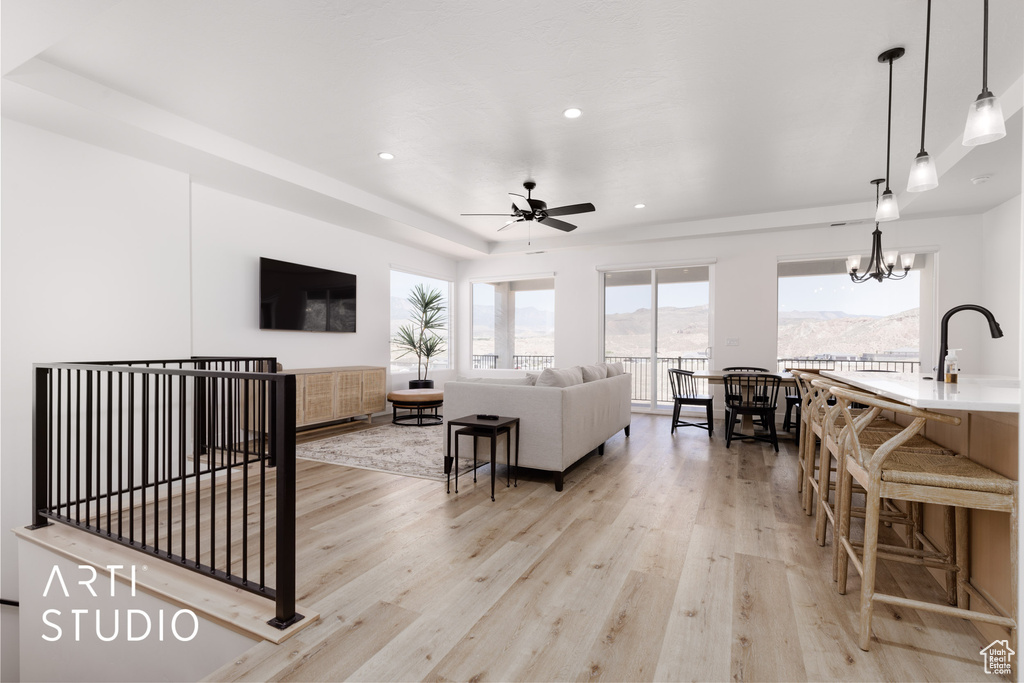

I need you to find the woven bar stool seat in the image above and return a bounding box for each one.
[881,451,1015,494]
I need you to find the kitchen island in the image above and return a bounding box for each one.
[822,371,1020,644]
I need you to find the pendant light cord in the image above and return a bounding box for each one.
[919,0,931,153]
[885,56,893,191]
[982,0,989,93]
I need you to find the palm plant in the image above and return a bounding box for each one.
[392,284,448,382]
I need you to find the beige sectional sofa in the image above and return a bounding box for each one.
[443,364,632,491]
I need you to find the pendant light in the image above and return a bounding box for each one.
[963,0,1006,146]
[875,48,903,222]
[848,179,915,283]
[907,0,938,192]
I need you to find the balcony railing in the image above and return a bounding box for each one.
[605,356,710,403]
[777,357,921,373]
[30,356,303,629]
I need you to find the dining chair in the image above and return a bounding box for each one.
[830,385,1017,652]
[722,367,770,427]
[667,369,714,436]
[723,372,781,451]
[782,386,801,434]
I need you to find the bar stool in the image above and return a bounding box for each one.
[830,385,1018,652]
[451,425,517,501]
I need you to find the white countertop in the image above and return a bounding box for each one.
[820,371,1020,413]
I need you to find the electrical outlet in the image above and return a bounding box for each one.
[726,338,740,347]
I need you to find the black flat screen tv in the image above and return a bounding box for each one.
[259,257,356,332]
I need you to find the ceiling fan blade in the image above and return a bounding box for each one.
[544,202,595,217]
[509,193,532,213]
[497,218,521,232]
[539,216,577,232]
[461,213,513,216]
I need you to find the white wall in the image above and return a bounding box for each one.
[980,195,1023,376]
[456,214,997,380]
[190,185,457,379]
[1,120,193,679]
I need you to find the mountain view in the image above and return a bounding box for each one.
[471,303,918,361]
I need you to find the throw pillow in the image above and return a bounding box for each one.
[604,362,625,377]
[525,373,539,386]
[536,366,584,388]
[581,364,608,382]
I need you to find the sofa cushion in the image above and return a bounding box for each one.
[603,362,625,377]
[536,366,584,388]
[581,363,608,382]
[458,376,534,385]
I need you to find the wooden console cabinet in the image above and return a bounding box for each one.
[286,366,386,428]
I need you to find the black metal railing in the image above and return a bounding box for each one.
[30,356,302,629]
[777,357,921,373]
[472,354,498,369]
[512,355,555,370]
[605,356,710,403]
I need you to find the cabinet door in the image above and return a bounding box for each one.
[294,374,305,426]
[361,368,386,414]
[302,373,336,424]
[335,371,363,418]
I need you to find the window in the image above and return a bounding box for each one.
[777,258,922,372]
[602,266,711,407]
[390,270,451,374]
[472,276,554,370]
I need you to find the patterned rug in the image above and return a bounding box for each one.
[296,422,474,481]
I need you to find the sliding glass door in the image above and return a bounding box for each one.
[603,266,711,409]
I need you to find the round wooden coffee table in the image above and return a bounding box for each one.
[387,388,443,426]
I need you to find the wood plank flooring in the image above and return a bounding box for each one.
[206,413,1004,682]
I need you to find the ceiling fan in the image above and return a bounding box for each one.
[461,181,595,232]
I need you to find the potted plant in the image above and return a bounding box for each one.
[392,284,447,389]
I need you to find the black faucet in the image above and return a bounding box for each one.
[936,304,1003,381]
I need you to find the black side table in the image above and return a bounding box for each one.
[446,415,520,501]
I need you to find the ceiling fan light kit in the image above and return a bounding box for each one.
[461,180,595,234]
[963,0,1006,146]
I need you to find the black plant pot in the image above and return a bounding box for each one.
[409,379,434,389]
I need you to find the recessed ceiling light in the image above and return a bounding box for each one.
[563,108,582,119]
[378,152,394,160]
[634,203,646,209]
[971,174,992,184]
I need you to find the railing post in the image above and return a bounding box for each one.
[269,373,302,630]
[29,366,52,529]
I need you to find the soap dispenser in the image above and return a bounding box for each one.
[944,348,961,384]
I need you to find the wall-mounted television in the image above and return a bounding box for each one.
[259,257,356,332]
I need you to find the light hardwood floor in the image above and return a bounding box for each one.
[207,413,1005,682]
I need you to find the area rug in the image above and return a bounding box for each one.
[296,423,475,481]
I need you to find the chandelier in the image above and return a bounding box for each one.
[847,179,915,283]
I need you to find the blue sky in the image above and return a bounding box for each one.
[778,272,920,316]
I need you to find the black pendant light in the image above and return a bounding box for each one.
[963,0,1006,145]
[907,0,938,192]
[848,179,915,283]
[875,48,903,221]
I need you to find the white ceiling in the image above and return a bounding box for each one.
[3,0,1022,259]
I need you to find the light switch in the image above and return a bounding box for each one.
[726,338,740,346]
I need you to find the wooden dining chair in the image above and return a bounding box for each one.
[830,386,1018,652]
[667,369,714,436]
[722,366,769,372]
[723,372,780,451]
